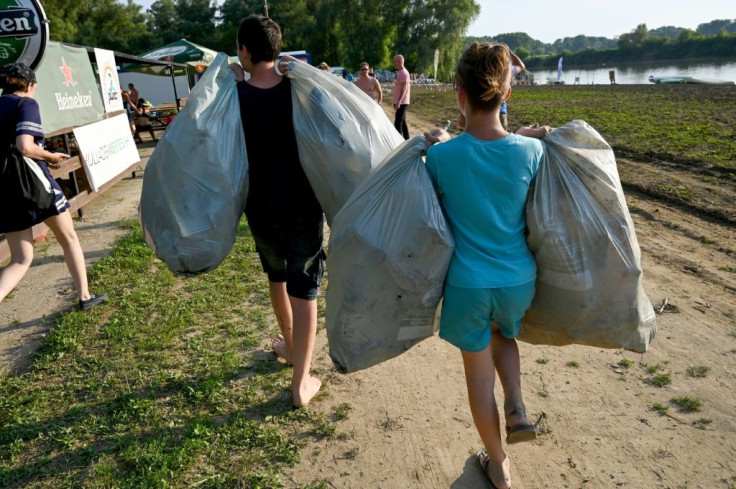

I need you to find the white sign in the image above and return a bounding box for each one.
[94,48,124,113]
[73,114,140,192]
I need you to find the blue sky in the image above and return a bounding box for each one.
[132,0,734,44]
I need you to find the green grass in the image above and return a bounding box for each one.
[617,358,634,369]
[648,372,673,388]
[651,403,669,415]
[0,219,337,488]
[566,360,579,368]
[411,84,736,169]
[535,357,550,365]
[671,396,703,413]
[686,366,710,378]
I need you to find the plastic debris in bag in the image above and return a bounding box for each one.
[139,53,248,275]
[283,60,404,224]
[327,136,455,372]
[521,120,656,352]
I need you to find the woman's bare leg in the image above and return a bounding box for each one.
[45,212,90,301]
[0,229,35,302]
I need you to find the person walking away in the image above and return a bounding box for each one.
[423,43,546,489]
[499,51,525,130]
[392,54,411,139]
[0,63,107,310]
[228,15,324,407]
[355,62,382,104]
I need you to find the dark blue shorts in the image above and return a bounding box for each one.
[248,212,325,301]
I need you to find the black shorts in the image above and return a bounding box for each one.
[0,161,70,233]
[248,211,325,300]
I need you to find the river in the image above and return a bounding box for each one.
[529,60,736,85]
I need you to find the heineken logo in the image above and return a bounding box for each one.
[0,8,36,37]
[0,0,48,69]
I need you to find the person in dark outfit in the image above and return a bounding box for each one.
[229,15,324,407]
[0,63,106,310]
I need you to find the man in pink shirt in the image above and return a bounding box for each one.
[392,54,410,139]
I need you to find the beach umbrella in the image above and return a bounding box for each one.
[136,39,218,75]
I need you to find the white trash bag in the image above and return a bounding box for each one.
[139,53,249,276]
[283,60,404,224]
[327,136,455,372]
[521,120,656,352]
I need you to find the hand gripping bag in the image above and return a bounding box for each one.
[326,136,455,372]
[139,54,248,275]
[521,120,656,352]
[283,60,404,224]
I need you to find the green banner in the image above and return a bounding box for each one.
[34,41,104,133]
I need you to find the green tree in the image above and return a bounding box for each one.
[148,0,182,46]
[74,0,155,54]
[175,0,219,47]
[618,23,648,49]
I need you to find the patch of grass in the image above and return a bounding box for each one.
[671,396,702,413]
[0,219,333,488]
[618,358,634,369]
[648,372,672,388]
[537,390,549,398]
[535,357,550,364]
[686,366,710,378]
[644,363,663,374]
[720,265,736,273]
[651,403,669,415]
[411,85,736,169]
[693,418,712,428]
[332,403,352,421]
[566,360,579,368]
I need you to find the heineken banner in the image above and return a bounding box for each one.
[35,41,104,133]
[0,0,49,69]
[94,48,123,112]
[73,114,139,192]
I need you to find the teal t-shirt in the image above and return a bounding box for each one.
[425,132,544,288]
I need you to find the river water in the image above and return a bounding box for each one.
[530,60,736,85]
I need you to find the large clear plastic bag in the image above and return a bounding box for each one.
[326,136,455,372]
[283,60,404,224]
[521,120,656,352]
[139,53,248,276]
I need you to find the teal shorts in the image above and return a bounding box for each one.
[439,281,536,352]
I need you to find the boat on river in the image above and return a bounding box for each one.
[648,75,734,85]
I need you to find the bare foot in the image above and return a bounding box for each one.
[292,376,322,408]
[271,335,292,364]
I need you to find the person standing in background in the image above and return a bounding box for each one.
[392,54,411,139]
[127,83,140,108]
[499,51,525,130]
[355,62,382,103]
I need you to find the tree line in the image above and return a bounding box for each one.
[471,19,736,69]
[41,0,479,80]
[38,2,735,79]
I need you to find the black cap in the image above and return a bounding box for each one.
[0,62,37,84]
